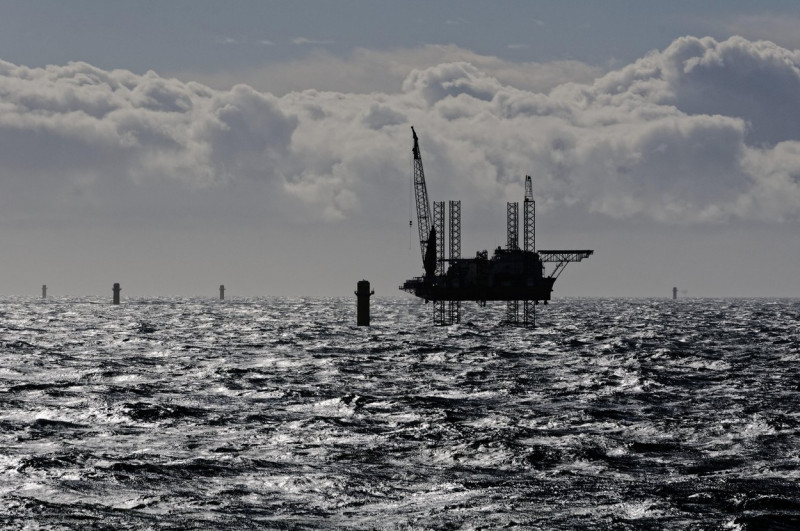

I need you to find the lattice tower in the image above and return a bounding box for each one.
[524,176,535,253]
[507,202,519,250]
[448,200,461,324]
[433,201,445,276]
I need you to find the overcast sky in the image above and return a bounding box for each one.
[1,1,799,298]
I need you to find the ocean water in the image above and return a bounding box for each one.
[1,296,799,529]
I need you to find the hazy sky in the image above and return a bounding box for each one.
[1,1,799,298]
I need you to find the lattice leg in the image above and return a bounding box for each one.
[448,300,461,324]
[434,300,446,326]
[433,201,445,276]
[524,300,536,328]
[507,202,519,250]
[505,300,519,325]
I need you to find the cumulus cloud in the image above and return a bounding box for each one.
[590,36,800,146]
[0,60,297,224]
[2,35,800,230]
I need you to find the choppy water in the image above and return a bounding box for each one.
[1,296,799,529]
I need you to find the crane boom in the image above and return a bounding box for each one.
[411,127,434,274]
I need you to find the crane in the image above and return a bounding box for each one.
[411,127,437,278]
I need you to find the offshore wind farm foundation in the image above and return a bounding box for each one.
[356,280,374,326]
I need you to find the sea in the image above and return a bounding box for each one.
[1,296,799,530]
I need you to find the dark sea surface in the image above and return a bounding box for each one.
[1,296,799,530]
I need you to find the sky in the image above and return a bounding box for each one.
[1,1,800,298]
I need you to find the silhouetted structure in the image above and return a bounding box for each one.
[113,283,121,305]
[42,285,47,299]
[355,280,374,326]
[401,127,592,326]
[673,287,678,300]
[220,285,225,301]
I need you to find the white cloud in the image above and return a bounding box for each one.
[2,35,800,231]
[292,37,335,46]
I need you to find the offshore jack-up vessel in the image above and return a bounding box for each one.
[400,127,593,326]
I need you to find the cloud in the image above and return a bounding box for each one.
[292,37,335,46]
[716,13,800,51]
[591,36,800,146]
[173,44,604,95]
[216,36,274,46]
[0,60,297,224]
[2,35,800,232]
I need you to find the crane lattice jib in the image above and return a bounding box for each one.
[412,127,432,265]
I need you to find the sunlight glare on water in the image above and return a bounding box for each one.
[1,296,799,529]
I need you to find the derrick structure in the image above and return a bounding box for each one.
[506,202,519,250]
[433,201,446,325]
[400,127,593,326]
[506,202,520,324]
[448,200,461,324]
[524,175,535,253]
[430,200,463,326]
[523,175,536,326]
